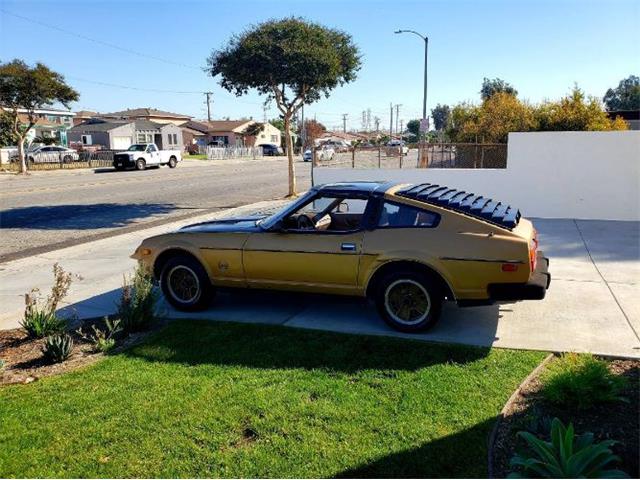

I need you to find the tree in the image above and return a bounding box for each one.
[480,77,517,101]
[478,93,536,142]
[431,104,451,131]
[406,119,420,138]
[242,122,265,139]
[536,85,627,131]
[207,18,361,196]
[603,75,640,111]
[299,119,326,147]
[0,59,78,173]
[0,111,19,147]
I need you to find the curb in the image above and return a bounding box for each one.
[487,352,555,478]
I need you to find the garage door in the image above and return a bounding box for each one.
[113,136,132,149]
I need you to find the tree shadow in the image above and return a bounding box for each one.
[0,203,177,230]
[335,417,497,478]
[123,318,491,374]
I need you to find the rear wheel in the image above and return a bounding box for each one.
[62,155,72,164]
[160,255,214,311]
[374,271,443,332]
[168,156,177,168]
[136,158,146,170]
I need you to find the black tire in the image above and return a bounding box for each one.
[62,155,72,164]
[168,156,177,168]
[136,158,146,170]
[374,270,443,333]
[160,255,214,311]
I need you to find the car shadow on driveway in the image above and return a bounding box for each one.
[0,203,178,230]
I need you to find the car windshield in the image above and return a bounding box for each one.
[127,144,147,152]
[256,191,315,229]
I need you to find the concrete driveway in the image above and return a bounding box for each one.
[1,212,638,358]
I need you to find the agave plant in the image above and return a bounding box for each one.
[42,333,74,363]
[509,418,628,478]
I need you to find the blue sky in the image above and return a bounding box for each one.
[1,0,638,130]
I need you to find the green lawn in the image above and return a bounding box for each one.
[0,321,545,478]
[183,154,207,160]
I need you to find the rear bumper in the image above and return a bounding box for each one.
[487,252,551,301]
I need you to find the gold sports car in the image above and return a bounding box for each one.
[132,181,550,332]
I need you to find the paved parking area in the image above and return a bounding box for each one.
[1,215,638,357]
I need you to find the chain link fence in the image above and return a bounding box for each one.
[314,143,507,169]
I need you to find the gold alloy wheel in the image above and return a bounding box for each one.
[384,279,431,325]
[167,265,201,303]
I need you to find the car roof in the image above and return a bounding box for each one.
[314,181,396,196]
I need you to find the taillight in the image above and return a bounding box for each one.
[529,229,538,272]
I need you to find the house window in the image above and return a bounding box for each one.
[81,134,92,145]
[271,135,278,143]
[137,132,154,143]
[210,135,228,145]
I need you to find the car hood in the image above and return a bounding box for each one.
[115,151,136,155]
[179,215,267,233]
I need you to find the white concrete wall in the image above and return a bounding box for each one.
[314,131,640,221]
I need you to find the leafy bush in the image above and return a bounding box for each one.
[541,354,626,410]
[21,263,73,338]
[77,317,122,353]
[42,333,74,363]
[117,264,157,333]
[509,417,627,478]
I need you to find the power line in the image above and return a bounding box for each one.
[67,76,204,94]
[1,8,202,71]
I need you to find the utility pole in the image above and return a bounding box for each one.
[389,103,393,137]
[394,104,402,138]
[374,116,380,134]
[400,119,404,138]
[204,92,213,122]
[342,113,348,133]
[301,104,305,148]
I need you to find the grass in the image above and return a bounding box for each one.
[541,353,627,410]
[0,320,545,478]
[183,154,208,160]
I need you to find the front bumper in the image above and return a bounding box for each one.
[113,155,135,168]
[487,252,551,301]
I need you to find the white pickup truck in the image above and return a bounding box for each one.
[113,143,181,171]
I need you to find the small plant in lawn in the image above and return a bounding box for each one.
[21,263,73,338]
[541,353,627,410]
[0,359,5,371]
[42,333,74,363]
[509,417,627,478]
[76,317,122,353]
[117,264,157,333]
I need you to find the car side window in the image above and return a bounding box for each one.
[147,144,157,153]
[377,201,439,228]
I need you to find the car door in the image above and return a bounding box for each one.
[146,144,160,165]
[242,195,370,294]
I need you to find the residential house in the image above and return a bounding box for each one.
[68,119,183,150]
[73,110,99,126]
[183,119,282,149]
[99,108,192,126]
[2,107,76,146]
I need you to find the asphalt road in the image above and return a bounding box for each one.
[0,158,311,262]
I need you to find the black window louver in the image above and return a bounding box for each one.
[396,183,521,229]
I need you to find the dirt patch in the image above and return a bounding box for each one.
[491,357,639,478]
[0,318,164,386]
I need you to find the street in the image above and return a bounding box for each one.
[0,158,311,262]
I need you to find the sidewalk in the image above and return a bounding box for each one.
[0,199,287,331]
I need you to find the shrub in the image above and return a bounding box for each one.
[77,317,122,353]
[42,333,73,363]
[541,354,626,410]
[21,263,73,338]
[117,264,157,333]
[509,417,627,478]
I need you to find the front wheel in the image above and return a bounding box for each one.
[160,255,214,311]
[135,158,146,170]
[168,156,177,168]
[374,271,443,332]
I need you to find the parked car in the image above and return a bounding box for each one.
[387,140,409,155]
[259,144,283,156]
[132,181,550,333]
[112,143,181,171]
[25,145,79,164]
[303,146,335,162]
[321,139,350,152]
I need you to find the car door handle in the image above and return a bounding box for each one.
[341,242,357,252]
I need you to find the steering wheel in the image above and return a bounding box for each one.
[297,215,315,230]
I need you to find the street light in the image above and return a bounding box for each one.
[395,29,429,166]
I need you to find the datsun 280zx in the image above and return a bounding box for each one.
[132,181,550,332]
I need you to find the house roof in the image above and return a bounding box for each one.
[200,120,253,132]
[133,119,162,131]
[100,108,192,120]
[69,120,130,132]
[183,120,211,133]
[75,110,98,117]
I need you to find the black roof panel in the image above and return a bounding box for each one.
[396,183,521,229]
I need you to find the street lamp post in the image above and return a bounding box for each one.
[395,29,429,167]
